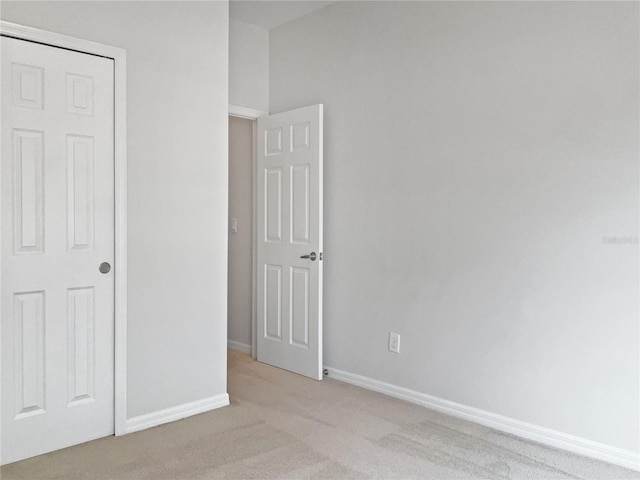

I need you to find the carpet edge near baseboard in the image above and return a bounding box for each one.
[324,365,639,472]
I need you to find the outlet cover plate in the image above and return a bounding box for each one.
[389,332,400,354]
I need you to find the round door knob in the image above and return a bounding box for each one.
[99,262,111,274]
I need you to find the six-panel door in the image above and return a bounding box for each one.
[1,36,115,464]
[257,105,323,380]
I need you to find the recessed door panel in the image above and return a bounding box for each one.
[67,135,95,251]
[13,129,44,255]
[290,122,309,152]
[12,63,43,110]
[265,168,282,242]
[265,127,282,156]
[66,73,94,116]
[264,265,282,341]
[290,267,309,348]
[67,287,95,406]
[290,164,310,245]
[13,291,46,419]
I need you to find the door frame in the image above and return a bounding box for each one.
[0,22,128,437]
[228,104,266,359]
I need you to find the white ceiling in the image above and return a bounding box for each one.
[230,1,335,30]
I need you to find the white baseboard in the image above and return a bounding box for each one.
[324,366,640,472]
[228,339,252,354]
[125,393,230,434]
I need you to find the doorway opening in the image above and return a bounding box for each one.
[227,104,324,380]
[227,113,257,358]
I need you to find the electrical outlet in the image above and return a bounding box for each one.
[389,332,400,354]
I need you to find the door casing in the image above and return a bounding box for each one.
[0,21,128,449]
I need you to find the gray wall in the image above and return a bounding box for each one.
[230,18,269,112]
[270,1,639,451]
[228,116,253,348]
[2,1,230,419]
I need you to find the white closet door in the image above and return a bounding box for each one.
[1,36,115,464]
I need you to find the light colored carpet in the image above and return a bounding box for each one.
[2,350,639,479]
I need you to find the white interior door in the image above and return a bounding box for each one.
[1,36,115,464]
[257,105,323,380]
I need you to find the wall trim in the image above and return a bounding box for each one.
[229,104,267,119]
[324,366,640,472]
[227,340,252,354]
[124,394,230,434]
[0,21,129,437]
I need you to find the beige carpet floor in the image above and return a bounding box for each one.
[2,350,639,480]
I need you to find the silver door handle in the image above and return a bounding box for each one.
[99,262,111,274]
[300,252,316,261]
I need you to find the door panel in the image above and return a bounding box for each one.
[67,134,95,251]
[290,164,310,244]
[13,129,45,254]
[290,266,309,348]
[257,105,323,380]
[265,264,283,340]
[1,36,115,465]
[13,291,46,418]
[265,168,283,242]
[66,286,96,405]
